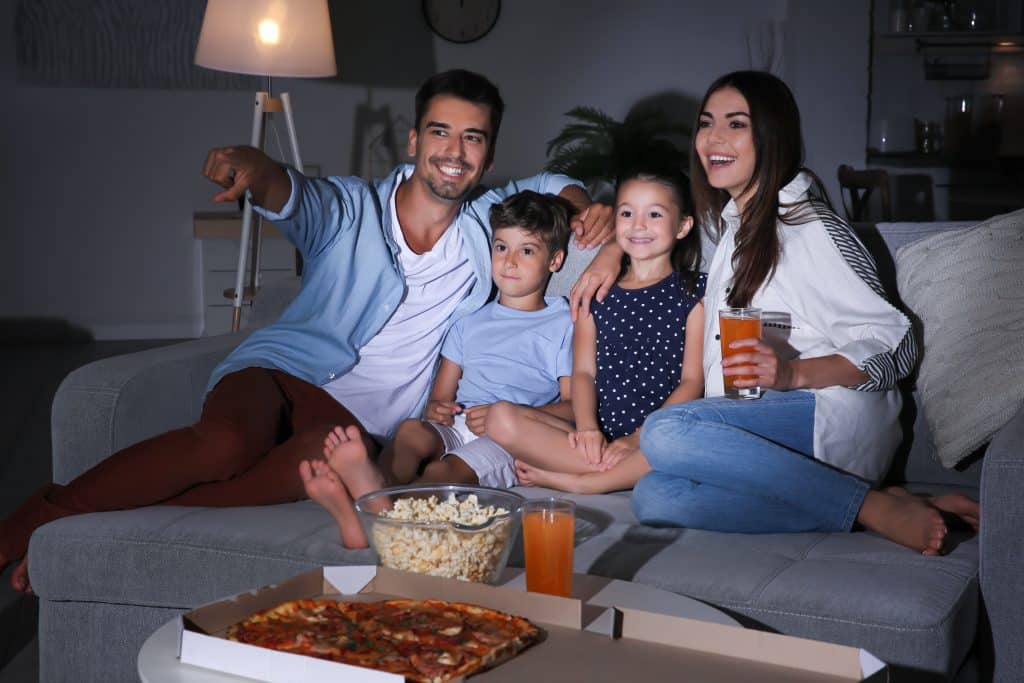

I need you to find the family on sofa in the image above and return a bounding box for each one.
[0,68,979,594]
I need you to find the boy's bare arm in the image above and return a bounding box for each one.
[424,358,463,425]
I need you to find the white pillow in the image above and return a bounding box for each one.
[895,208,1024,468]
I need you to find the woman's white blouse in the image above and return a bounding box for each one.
[702,173,917,483]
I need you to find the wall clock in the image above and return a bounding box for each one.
[422,0,501,44]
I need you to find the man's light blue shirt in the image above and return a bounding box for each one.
[206,164,581,415]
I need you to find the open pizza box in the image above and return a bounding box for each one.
[179,565,887,682]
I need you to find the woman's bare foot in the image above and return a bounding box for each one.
[299,459,368,549]
[515,460,583,493]
[323,425,387,500]
[858,489,947,555]
[930,493,980,531]
[886,486,980,532]
[11,557,31,594]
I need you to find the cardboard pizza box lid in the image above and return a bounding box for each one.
[179,565,886,683]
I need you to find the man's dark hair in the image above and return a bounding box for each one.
[415,69,505,148]
[489,190,574,259]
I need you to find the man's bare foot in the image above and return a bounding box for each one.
[323,425,387,500]
[11,557,31,594]
[515,460,583,493]
[859,489,947,555]
[299,459,368,549]
[885,486,980,532]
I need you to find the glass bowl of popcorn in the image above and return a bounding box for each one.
[354,485,525,585]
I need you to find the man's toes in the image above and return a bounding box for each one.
[344,425,362,442]
[11,559,30,593]
[299,460,313,482]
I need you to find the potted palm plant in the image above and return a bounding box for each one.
[544,105,691,202]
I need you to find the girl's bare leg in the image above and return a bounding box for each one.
[516,452,651,494]
[485,403,599,474]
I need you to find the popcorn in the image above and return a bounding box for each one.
[370,493,516,583]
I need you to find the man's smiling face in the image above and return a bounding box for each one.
[407,95,494,203]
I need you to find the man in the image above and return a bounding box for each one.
[0,69,613,592]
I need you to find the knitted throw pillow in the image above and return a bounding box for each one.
[895,208,1024,468]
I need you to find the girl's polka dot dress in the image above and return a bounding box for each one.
[592,271,707,440]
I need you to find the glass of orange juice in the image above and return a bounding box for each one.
[719,307,762,399]
[522,498,575,597]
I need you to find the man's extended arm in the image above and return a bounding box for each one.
[203,146,291,213]
[558,185,614,248]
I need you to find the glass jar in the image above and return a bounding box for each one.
[944,95,973,159]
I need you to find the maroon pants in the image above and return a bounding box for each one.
[0,368,363,562]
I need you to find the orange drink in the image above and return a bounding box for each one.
[522,498,575,597]
[719,307,763,399]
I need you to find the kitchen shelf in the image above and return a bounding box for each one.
[867,150,1024,168]
[878,31,1024,49]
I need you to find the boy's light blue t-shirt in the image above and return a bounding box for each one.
[442,297,573,408]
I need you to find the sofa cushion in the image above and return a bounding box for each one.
[27,493,622,607]
[896,208,1024,468]
[579,519,979,676]
[30,487,979,677]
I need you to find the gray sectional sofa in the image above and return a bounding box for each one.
[29,220,1022,682]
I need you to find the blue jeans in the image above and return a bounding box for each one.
[632,391,869,533]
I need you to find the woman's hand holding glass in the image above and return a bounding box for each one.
[722,338,795,391]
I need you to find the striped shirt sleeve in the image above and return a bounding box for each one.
[812,201,918,391]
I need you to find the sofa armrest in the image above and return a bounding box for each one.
[50,333,246,483]
[979,403,1024,682]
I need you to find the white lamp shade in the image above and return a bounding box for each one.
[195,0,337,78]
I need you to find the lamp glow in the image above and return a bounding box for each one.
[194,0,337,331]
[258,19,281,45]
[195,0,336,78]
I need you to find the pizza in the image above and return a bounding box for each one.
[226,598,541,682]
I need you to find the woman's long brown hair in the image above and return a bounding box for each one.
[690,71,825,308]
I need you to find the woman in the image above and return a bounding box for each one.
[630,71,977,554]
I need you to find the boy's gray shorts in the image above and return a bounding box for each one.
[428,413,518,488]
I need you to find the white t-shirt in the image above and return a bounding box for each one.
[323,169,477,441]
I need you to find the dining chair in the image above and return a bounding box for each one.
[837,164,893,222]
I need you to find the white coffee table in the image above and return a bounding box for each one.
[138,567,738,683]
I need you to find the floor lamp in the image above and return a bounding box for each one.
[194,0,336,331]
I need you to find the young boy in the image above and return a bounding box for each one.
[301,190,576,548]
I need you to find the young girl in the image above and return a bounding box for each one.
[630,70,978,555]
[486,166,705,493]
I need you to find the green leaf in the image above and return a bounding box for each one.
[544,104,691,184]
